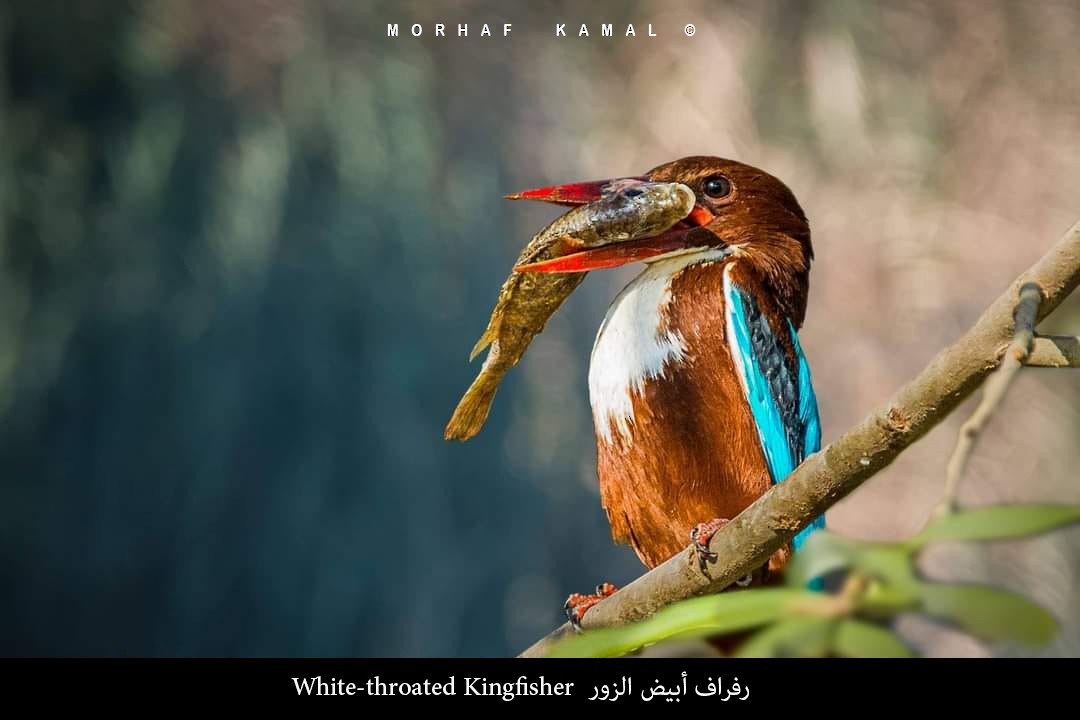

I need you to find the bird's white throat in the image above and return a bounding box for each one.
[588,248,732,443]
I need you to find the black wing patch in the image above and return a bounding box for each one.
[740,290,804,464]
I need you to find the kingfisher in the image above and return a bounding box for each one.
[511,156,823,626]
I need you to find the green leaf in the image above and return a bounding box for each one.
[858,579,921,616]
[549,588,811,658]
[918,582,1058,646]
[786,533,919,599]
[784,531,860,587]
[831,619,914,658]
[734,617,835,658]
[851,546,920,591]
[909,505,1080,548]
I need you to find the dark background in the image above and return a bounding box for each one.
[2,1,1079,657]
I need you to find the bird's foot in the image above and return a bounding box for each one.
[564,582,618,632]
[690,518,730,574]
[690,518,756,586]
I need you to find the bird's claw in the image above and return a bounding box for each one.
[690,518,730,574]
[564,582,618,632]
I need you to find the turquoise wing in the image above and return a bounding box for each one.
[725,282,824,551]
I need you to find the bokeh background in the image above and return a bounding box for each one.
[2,0,1079,657]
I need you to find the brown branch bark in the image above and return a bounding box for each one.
[520,219,1080,658]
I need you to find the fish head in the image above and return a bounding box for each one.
[600,181,697,238]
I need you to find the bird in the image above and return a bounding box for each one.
[510,156,824,626]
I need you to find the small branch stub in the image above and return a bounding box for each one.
[1027,335,1080,368]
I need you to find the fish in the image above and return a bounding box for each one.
[444,180,696,441]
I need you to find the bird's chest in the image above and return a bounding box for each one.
[587,258,694,443]
[587,257,775,566]
[588,255,751,446]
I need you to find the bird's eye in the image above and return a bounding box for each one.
[703,175,731,199]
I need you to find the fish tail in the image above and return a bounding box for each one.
[444,369,503,441]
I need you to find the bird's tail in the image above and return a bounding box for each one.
[443,369,502,441]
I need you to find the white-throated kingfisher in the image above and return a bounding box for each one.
[511,157,823,626]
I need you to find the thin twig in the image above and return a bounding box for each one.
[933,283,1043,518]
[520,219,1080,658]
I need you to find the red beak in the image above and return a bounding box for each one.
[504,177,647,206]
[506,177,714,272]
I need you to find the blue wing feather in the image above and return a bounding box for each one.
[725,286,797,481]
[726,282,824,553]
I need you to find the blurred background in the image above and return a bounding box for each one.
[2,0,1079,657]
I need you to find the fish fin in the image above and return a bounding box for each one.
[468,325,497,362]
[444,370,500,441]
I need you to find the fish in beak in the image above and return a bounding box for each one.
[508,176,716,272]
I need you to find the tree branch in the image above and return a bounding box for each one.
[934,283,1042,518]
[520,219,1080,658]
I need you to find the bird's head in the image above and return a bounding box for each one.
[510,156,813,322]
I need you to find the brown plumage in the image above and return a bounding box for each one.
[589,157,814,572]
[596,262,802,569]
